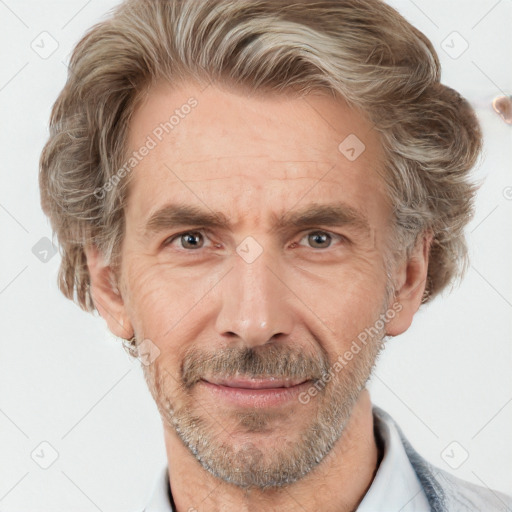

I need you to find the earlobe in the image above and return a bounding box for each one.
[84,245,133,339]
[385,230,433,337]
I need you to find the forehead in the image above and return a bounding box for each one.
[124,81,389,226]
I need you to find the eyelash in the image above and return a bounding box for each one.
[162,229,348,252]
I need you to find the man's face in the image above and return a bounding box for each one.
[119,81,396,489]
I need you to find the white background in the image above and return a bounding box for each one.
[0,0,511,510]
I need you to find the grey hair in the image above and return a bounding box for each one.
[39,0,482,311]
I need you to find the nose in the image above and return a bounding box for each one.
[214,243,294,347]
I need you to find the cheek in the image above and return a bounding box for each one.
[324,287,388,349]
[122,258,219,341]
[291,255,389,333]
[121,259,171,337]
[300,265,386,346]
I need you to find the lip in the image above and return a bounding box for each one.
[199,378,313,408]
[205,377,308,389]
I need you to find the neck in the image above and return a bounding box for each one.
[164,389,379,512]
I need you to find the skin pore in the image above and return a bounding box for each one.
[85,80,430,512]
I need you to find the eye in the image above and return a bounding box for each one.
[295,230,345,249]
[164,230,207,250]
[163,229,345,253]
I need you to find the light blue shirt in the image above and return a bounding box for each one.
[357,408,430,511]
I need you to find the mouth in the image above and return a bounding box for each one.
[202,377,309,389]
[198,376,314,408]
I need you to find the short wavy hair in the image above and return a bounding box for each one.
[39,0,482,312]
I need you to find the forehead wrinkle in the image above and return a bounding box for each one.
[164,158,336,180]
[133,162,340,203]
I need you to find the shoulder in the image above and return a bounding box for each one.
[430,466,512,512]
[372,406,512,512]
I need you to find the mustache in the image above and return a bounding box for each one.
[181,344,330,389]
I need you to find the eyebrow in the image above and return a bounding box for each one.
[140,202,371,240]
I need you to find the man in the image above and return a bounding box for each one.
[39,0,512,510]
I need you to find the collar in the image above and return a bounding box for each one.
[144,406,430,511]
[143,465,175,512]
[357,406,430,511]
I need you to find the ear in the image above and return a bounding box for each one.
[385,230,433,336]
[84,245,133,339]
